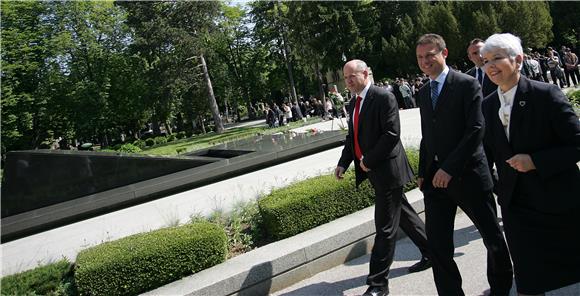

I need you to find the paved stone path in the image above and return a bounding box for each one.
[273,210,580,296]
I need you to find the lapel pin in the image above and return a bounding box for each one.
[519,101,526,107]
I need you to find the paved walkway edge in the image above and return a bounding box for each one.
[143,188,425,296]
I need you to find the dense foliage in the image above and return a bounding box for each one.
[0,259,76,296]
[2,1,574,161]
[74,222,227,296]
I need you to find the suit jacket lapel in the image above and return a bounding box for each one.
[358,86,374,134]
[434,70,452,112]
[508,77,529,145]
[359,86,373,118]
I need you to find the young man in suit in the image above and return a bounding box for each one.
[481,33,580,296]
[466,38,498,98]
[335,59,431,296]
[415,34,513,296]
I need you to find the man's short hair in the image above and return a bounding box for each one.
[481,33,523,58]
[417,33,446,51]
[468,38,485,48]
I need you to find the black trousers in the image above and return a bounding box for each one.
[366,182,430,287]
[423,171,513,295]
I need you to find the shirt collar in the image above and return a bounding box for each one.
[498,84,518,106]
[358,81,372,100]
[430,66,449,85]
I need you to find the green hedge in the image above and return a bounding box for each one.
[74,222,227,296]
[258,148,419,240]
[145,138,155,147]
[117,143,142,154]
[1,259,75,296]
[154,136,167,145]
[258,173,375,240]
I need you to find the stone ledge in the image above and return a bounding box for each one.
[143,188,425,296]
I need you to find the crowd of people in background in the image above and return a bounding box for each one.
[259,43,578,129]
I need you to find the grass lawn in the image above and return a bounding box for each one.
[142,118,323,156]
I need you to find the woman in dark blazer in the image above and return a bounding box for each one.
[480,33,580,296]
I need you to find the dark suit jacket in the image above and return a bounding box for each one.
[417,70,493,194]
[466,66,498,98]
[338,85,414,189]
[482,76,580,214]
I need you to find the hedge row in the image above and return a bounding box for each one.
[0,259,75,296]
[258,172,375,240]
[74,222,227,296]
[130,131,188,149]
[258,148,419,240]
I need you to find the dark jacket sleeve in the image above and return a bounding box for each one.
[363,91,401,168]
[337,98,355,170]
[441,78,485,177]
[531,84,580,178]
[482,98,499,193]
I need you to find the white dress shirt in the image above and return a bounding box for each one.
[497,84,518,140]
[355,81,372,113]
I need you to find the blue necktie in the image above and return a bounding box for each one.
[477,68,483,85]
[430,80,439,109]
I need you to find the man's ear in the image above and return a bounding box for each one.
[515,54,523,66]
[442,48,449,58]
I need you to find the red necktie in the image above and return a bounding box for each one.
[354,96,363,160]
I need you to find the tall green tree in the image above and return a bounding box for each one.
[549,1,580,50]
[1,1,53,153]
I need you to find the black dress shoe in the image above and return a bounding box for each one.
[362,285,389,296]
[407,257,432,273]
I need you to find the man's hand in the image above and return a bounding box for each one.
[334,166,346,180]
[506,154,536,172]
[360,160,371,172]
[417,177,424,191]
[432,169,452,188]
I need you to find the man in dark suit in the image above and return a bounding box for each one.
[335,59,431,296]
[481,33,580,296]
[415,34,513,296]
[466,38,498,98]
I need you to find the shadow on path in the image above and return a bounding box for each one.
[277,220,489,296]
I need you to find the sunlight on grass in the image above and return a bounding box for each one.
[142,118,322,156]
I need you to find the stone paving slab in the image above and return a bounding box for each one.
[273,212,580,296]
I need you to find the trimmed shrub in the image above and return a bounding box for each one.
[258,173,374,240]
[176,131,187,139]
[145,138,155,147]
[117,143,142,154]
[74,222,227,296]
[166,134,176,142]
[154,136,167,145]
[404,148,419,192]
[568,90,580,111]
[258,148,420,240]
[132,139,146,149]
[1,259,76,296]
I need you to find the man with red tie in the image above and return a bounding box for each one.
[335,59,431,296]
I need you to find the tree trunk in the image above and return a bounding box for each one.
[315,62,329,118]
[223,95,229,123]
[282,34,298,103]
[165,120,173,135]
[198,116,206,134]
[200,54,224,133]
